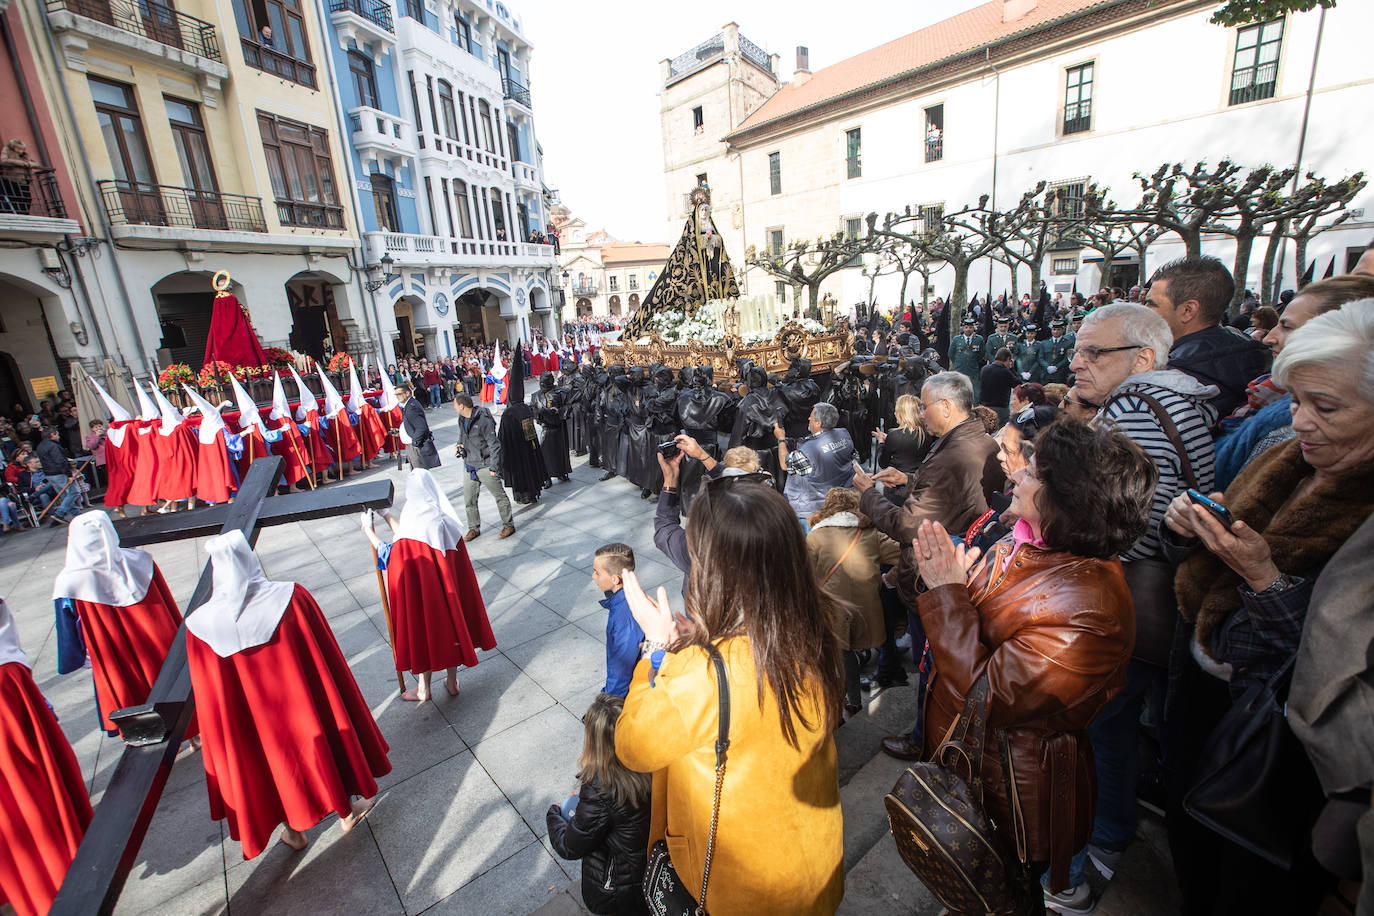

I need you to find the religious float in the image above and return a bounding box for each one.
[600,187,853,381]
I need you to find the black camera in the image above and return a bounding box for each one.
[657,439,680,459]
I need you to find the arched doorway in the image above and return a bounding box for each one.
[393,296,423,357]
[152,270,247,369]
[0,272,71,410]
[628,293,640,314]
[576,297,592,318]
[285,270,350,364]
[608,295,621,316]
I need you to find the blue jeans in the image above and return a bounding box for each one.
[427,384,442,407]
[0,498,16,526]
[38,480,82,519]
[1061,658,1164,888]
[904,608,930,746]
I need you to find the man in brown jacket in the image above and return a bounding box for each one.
[854,370,1004,760]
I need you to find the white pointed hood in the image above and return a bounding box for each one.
[134,380,159,421]
[90,377,133,423]
[491,340,507,380]
[377,352,400,412]
[314,359,347,417]
[348,360,368,413]
[149,382,186,436]
[395,468,463,552]
[181,385,226,444]
[228,374,267,433]
[52,509,157,605]
[0,597,28,669]
[184,530,295,657]
[270,372,292,422]
[288,367,318,420]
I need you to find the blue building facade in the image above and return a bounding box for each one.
[322,0,557,359]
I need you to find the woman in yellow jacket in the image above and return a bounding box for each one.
[617,476,846,915]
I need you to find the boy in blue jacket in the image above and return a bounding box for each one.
[592,543,643,697]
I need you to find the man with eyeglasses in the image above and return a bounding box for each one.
[852,371,1004,762]
[1044,303,1220,912]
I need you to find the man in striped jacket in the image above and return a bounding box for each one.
[1044,303,1218,914]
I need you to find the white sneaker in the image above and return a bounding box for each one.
[1044,882,1095,915]
[1087,844,1122,880]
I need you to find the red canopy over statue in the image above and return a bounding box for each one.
[203,291,268,369]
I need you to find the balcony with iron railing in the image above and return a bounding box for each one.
[47,0,226,75]
[1229,63,1277,106]
[99,180,267,232]
[240,36,316,89]
[1063,99,1092,135]
[502,77,531,109]
[0,168,80,241]
[571,282,598,297]
[329,0,394,50]
[925,134,943,162]
[275,199,345,230]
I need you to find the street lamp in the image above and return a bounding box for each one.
[364,253,396,292]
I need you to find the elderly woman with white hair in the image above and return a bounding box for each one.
[1162,299,1374,913]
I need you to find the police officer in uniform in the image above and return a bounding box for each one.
[1035,318,1074,385]
[948,316,984,402]
[1015,323,1040,382]
[984,316,1015,365]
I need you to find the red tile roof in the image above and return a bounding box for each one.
[729,0,1114,136]
[601,243,671,264]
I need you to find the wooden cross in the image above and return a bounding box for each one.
[50,457,393,916]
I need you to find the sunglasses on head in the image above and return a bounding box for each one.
[695,470,775,512]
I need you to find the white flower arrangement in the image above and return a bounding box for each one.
[648,306,832,346]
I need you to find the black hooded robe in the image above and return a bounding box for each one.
[530,372,572,480]
[497,347,548,501]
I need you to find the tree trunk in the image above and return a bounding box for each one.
[1259,220,1287,308]
[950,264,970,328]
[1230,229,1258,317]
[1181,227,1202,260]
[1294,236,1310,289]
[1007,263,1019,305]
[791,282,804,317]
[1029,260,1043,301]
[898,269,911,312]
[807,283,821,322]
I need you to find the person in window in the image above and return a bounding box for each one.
[259,23,274,48]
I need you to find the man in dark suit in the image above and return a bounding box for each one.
[397,383,440,470]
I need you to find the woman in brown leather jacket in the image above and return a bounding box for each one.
[913,419,1157,907]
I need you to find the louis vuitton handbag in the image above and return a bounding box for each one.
[884,673,1023,915]
[643,644,729,916]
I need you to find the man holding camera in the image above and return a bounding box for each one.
[774,402,857,525]
[453,393,514,540]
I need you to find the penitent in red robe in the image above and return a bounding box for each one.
[383,538,496,674]
[323,410,362,465]
[125,419,161,507]
[269,420,312,486]
[68,566,190,734]
[356,403,388,463]
[102,420,136,509]
[152,423,197,502]
[0,662,93,916]
[191,428,236,504]
[300,412,335,470]
[186,585,390,860]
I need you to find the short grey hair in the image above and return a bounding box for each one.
[924,371,973,413]
[1082,303,1173,370]
[1273,298,1374,402]
[811,402,839,430]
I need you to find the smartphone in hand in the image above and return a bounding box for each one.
[1186,489,1235,527]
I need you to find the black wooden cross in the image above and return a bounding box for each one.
[49,457,394,916]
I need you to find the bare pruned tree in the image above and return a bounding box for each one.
[745,230,874,321]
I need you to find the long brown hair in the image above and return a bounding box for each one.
[577,693,651,809]
[807,486,871,529]
[684,481,845,745]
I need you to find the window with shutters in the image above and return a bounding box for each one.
[845,127,861,179]
[257,111,343,229]
[1063,64,1093,134]
[1230,19,1283,105]
[768,151,781,195]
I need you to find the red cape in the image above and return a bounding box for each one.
[0,662,92,916]
[530,353,545,378]
[324,410,362,464]
[268,420,312,486]
[102,420,135,508]
[70,566,192,734]
[385,538,495,673]
[125,420,161,507]
[151,423,197,502]
[186,585,390,860]
[203,291,268,368]
[191,429,235,504]
[235,426,268,479]
[301,412,334,469]
[356,404,388,462]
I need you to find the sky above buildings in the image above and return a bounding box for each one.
[521,0,987,243]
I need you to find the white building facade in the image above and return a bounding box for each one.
[325,0,558,358]
[665,0,1374,311]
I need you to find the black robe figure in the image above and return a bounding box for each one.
[640,366,680,498]
[497,347,548,504]
[622,367,655,494]
[599,367,632,481]
[728,362,784,484]
[677,365,733,513]
[531,371,572,483]
[572,363,602,464]
[779,358,821,440]
[826,361,872,465]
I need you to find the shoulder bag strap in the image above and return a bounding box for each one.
[938,671,991,803]
[1105,390,1199,490]
[698,644,731,915]
[820,529,864,587]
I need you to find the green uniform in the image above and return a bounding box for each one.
[984,331,1014,364]
[1034,334,1074,385]
[1012,335,1036,382]
[949,333,984,400]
